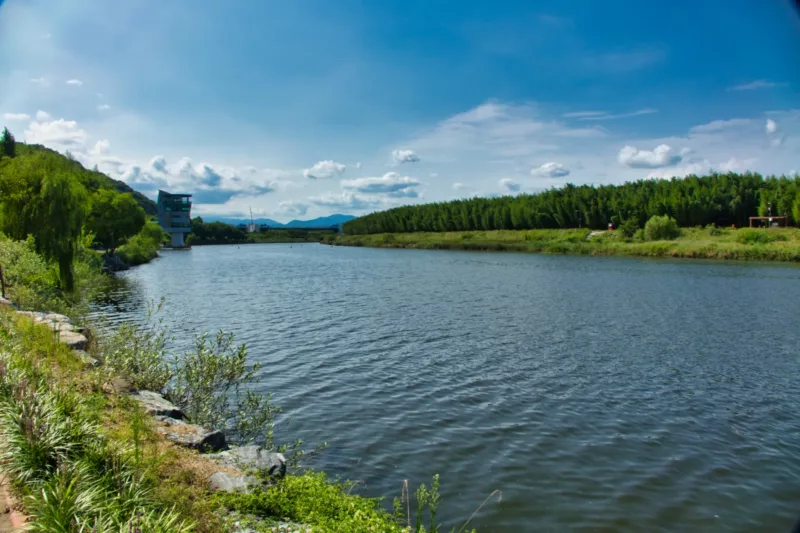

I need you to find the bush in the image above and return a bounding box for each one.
[644,215,680,241]
[619,219,640,239]
[117,221,163,266]
[735,228,785,244]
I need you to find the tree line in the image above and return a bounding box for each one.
[343,172,800,235]
[0,128,160,289]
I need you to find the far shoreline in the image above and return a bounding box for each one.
[329,227,800,263]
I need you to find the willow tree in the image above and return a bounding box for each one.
[0,151,88,290]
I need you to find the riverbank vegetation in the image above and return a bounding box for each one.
[343,172,800,235]
[189,217,338,245]
[332,225,800,262]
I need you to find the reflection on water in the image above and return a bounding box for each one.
[92,244,800,532]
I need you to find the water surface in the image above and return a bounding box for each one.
[93,244,800,532]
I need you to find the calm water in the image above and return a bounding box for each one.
[92,244,800,532]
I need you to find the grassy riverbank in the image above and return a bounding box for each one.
[330,226,800,262]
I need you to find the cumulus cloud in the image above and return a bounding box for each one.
[25,118,88,148]
[35,110,52,121]
[279,201,310,217]
[531,162,570,177]
[89,140,110,157]
[3,113,29,121]
[499,178,520,192]
[309,192,387,211]
[303,160,346,179]
[452,182,467,190]
[728,80,787,91]
[149,156,168,173]
[618,144,682,168]
[30,77,47,86]
[65,79,83,86]
[766,119,778,134]
[97,104,111,111]
[391,149,420,164]
[341,172,421,198]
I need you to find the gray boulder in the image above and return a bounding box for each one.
[208,472,264,493]
[209,445,286,478]
[130,390,185,420]
[0,296,14,309]
[154,415,228,452]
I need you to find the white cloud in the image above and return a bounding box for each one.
[89,139,110,157]
[719,157,758,173]
[429,172,439,178]
[65,79,83,86]
[766,119,778,134]
[279,201,310,217]
[341,172,421,198]
[689,119,753,135]
[309,191,387,212]
[531,162,570,177]
[149,156,168,173]
[35,110,52,121]
[618,144,682,168]
[499,178,520,192]
[25,118,88,148]
[97,104,111,111]
[452,182,467,190]
[30,77,47,86]
[391,149,420,164]
[303,160,346,179]
[354,162,362,169]
[728,80,788,91]
[564,108,657,121]
[405,101,605,164]
[645,162,710,180]
[2,113,30,121]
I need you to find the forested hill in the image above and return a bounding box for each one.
[343,172,800,235]
[15,143,157,215]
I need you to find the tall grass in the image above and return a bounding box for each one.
[333,227,800,262]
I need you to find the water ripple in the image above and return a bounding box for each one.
[91,244,800,532]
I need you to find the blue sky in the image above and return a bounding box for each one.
[1,0,799,221]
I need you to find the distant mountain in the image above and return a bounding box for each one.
[207,217,285,227]
[284,214,356,228]
[203,214,356,228]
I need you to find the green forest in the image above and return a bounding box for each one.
[0,127,163,291]
[342,173,800,235]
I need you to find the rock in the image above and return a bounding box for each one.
[209,446,286,478]
[154,416,228,452]
[74,350,102,369]
[129,390,185,420]
[57,330,88,351]
[208,472,263,493]
[0,297,14,310]
[16,311,88,350]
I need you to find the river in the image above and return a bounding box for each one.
[92,243,800,532]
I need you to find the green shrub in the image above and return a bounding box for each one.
[117,221,163,266]
[734,228,786,244]
[644,215,680,241]
[619,219,640,239]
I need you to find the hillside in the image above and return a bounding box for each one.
[15,143,157,215]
